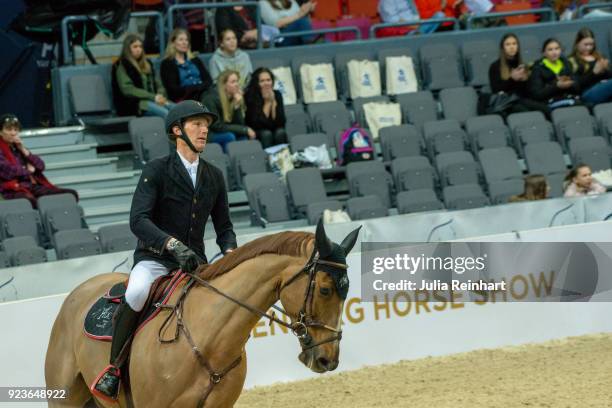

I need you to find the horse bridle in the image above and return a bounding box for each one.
[274,251,348,351]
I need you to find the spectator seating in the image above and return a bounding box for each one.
[201,143,231,189]
[419,43,464,91]
[334,50,376,100]
[54,229,102,260]
[346,195,388,220]
[97,223,137,253]
[443,184,490,210]
[524,141,568,197]
[395,91,438,130]
[479,147,524,203]
[129,117,169,165]
[594,103,612,139]
[243,173,292,225]
[0,199,42,245]
[227,140,268,189]
[289,132,329,153]
[568,137,611,172]
[465,115,511,150]
[462,40,498,88]
[423,119,468,158]
[439,87,479,125]
[506,111,554,155]
[436,151,481,187]
[1,236,47,266]
[396,189,445,214]
[379,125,423,161]
[552,106,598,147]
[391,156,437,192]
[346,161,394,208]
[286,168,342,223]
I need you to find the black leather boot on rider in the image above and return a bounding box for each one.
[93,303,140,400]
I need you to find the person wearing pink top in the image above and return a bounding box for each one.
[563,163,606,197]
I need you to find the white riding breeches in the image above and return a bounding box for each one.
[125,260,170,311]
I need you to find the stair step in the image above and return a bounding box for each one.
[79,186,136,210]
[51,170,141,190]
[20,130,83,149]
[44,158,118,178]
[31,143,98,163]
[85,204,131,227]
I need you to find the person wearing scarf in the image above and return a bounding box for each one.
[0,114,78,208]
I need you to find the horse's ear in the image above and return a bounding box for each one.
[315,218,333,257]
[340,225,362,256]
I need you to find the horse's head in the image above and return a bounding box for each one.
[279,219,360,373]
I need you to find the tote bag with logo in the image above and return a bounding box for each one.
[271,66,297,105]
[299,63,337,104]
[347,59,382,99]
[363,102,402,140]
[386,56,418,95]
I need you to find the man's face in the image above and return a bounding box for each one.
[0,125,19,144]
[174,115,211,152]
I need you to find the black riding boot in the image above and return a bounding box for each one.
[94,303,140,399]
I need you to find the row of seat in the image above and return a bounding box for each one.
[0,195,136,267]
[253,30,612,98]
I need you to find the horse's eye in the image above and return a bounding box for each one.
[320,287,331,296]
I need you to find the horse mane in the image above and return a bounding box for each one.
[198,231,314,280]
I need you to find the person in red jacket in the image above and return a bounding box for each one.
[0,114,78,208]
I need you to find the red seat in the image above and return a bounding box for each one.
[336,17,372,40]
[346,0,379,18]
[312,0,343,21]
[494,1,537,25]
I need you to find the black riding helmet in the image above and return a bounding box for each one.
[166,100,217,153]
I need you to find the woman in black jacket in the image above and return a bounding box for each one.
[569,28,612,105]
[528,38,581,107]
[245,68,287,148]
[160,28,213,102]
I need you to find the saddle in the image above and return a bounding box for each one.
[84,270,188,341]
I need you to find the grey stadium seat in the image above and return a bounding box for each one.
[334,50,376,99]
[227,140,268,189]
[517,35,541,64]
[243,173,292,225]
[0,199,42,244]
[568,137,611,172]
[524,142,567,197]
[594,102,612,139]
[395,91,438,130]
[201,144,231,189]
[97,223,137,253]
[285,110,312,138]
[419,43,464,91]
[391,156,436,192]
[465,115,510,150]
[0,251,9,268]
[377,47,420,93]
[129,117,169,165]
[314,107,352,145]
[435,151,480,187]
[346,161,394,208]
[479,147,524,201]
[396,189,444,214]
[289,133,329,153]
[68,74,134,132]
[286,168,339,212]
[507,111,554,153]
[346,195,388,220]
[551,106,597,144]
[37,194,86,245]
[306,201,344,225]
[55,229,102,260]
[379,124,423,161]
[443,184,490,210]
[2,236,47,266]
[462,40,498,87]
[423,119,467,157]
[353,95,390,126]
[440,87,478,125]
[306,101,346,119]
[489,178,525,204]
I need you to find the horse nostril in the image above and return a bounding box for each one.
[317,357,330,369]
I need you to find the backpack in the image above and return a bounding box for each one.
[337,125,374,166]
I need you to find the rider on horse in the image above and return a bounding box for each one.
[93,100,238,400]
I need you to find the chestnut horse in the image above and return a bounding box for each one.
[45,221,360,407]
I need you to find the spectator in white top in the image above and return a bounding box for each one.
[377,0,442,35]
[563,164,606,197]
[260,0,318,46]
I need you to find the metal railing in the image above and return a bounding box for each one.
[61,11,164,65]
[166,2,262,49]
[270,26,361,47]
[369,18,460,38]
[466,7,556,29]
[577,2,612,18]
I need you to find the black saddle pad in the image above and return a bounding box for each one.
[84,272,188,341]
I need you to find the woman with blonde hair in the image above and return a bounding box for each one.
[201,69,256,151]
[111,33,173,118]
[160,28,213,102]
[509,174,550,202]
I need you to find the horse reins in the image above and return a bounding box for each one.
[155,249,348,407]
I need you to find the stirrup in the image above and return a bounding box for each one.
[90,364,121,403]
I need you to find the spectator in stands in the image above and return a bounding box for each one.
[160,28,213,103]
[488,33,549,114]
[201,70,256,151]
[245,68,287,148]
[569,28,612,105]
[0,114,78,208]
[529,38,581,107]
[413,0,462,32]
[377,0,420,36]
[112,34,173,119]
[509,174,550,202]
[208,29,253,87]
[564,164,606,197]
[260,0,318,46]
[215,3,259,49]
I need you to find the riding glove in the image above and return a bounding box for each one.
[168,240,203,273]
